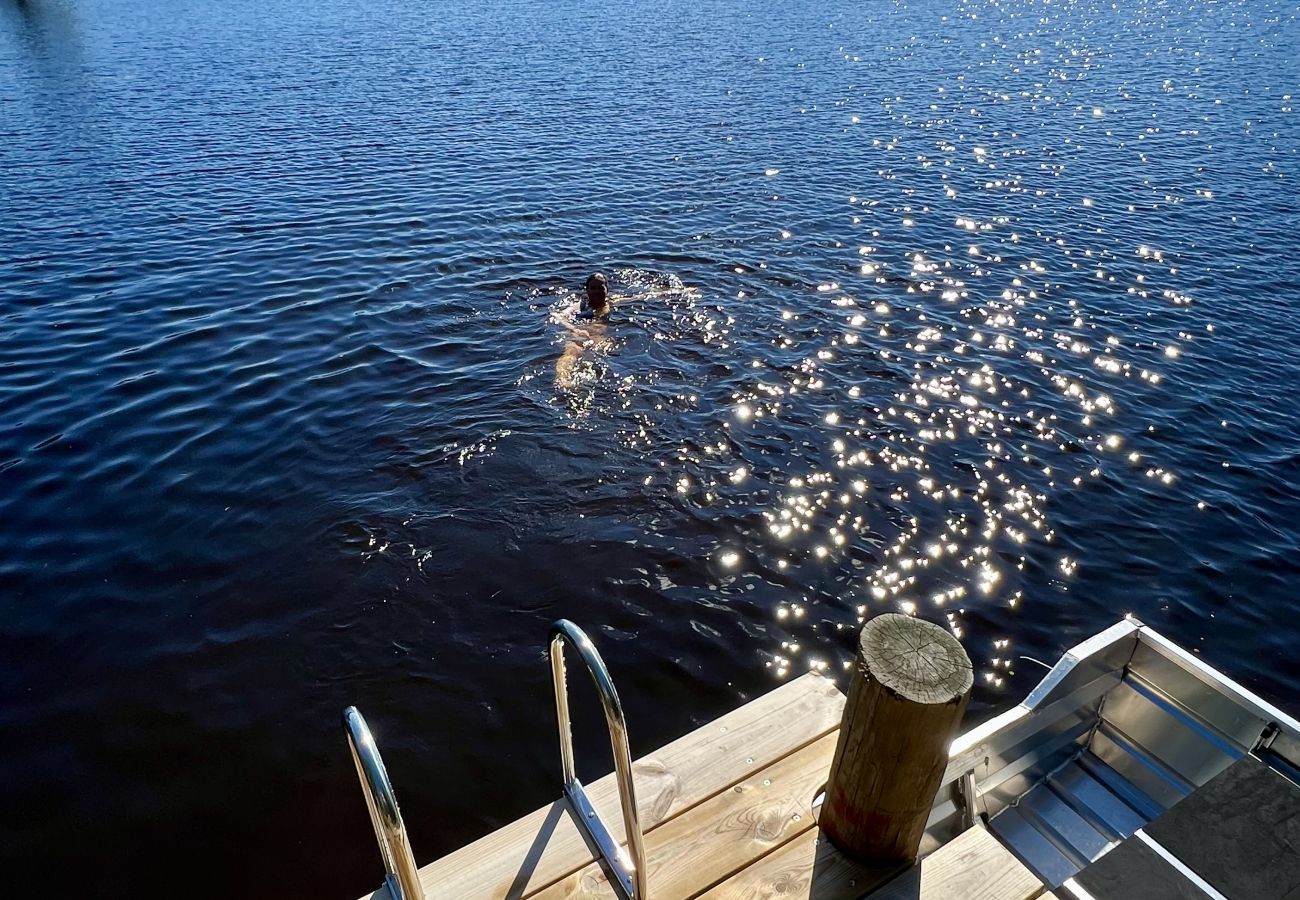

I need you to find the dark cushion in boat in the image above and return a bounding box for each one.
[1145,754,1300,900]
[1073,837,1211,900]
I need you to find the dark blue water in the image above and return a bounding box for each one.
[2,0,1298,895]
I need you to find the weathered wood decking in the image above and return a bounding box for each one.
[359,672,1051,900]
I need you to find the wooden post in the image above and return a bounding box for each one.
[821,613,973,863]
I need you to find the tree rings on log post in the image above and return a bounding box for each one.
[820,613,974,863]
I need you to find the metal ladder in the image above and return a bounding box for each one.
[343,619,647,900]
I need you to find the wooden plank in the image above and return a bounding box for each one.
[867,826,1045,900]
[367,673,844,900]
[530,732,840,899]
[697,826,898,900]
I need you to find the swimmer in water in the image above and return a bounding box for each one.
[553,271,699,389]
[555,273,613,389]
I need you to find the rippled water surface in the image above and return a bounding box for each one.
[3,0,1299,895]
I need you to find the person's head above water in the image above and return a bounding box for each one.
[584,272,610,313]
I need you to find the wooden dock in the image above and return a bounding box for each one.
[344,616,1300,900]
[359,672,1054,900]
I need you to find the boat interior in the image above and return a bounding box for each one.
[922,617,1300,898]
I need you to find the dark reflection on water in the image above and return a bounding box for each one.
[2,0,1299,895]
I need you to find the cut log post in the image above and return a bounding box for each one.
[820,612,973,863]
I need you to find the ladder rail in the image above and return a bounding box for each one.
[549,619,648,900]
[343,706,425,900]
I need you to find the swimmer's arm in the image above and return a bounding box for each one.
[616,286,700,303]
[552,309,591,340]
[559,318,589,338]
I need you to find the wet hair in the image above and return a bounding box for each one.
[584,272,609,309]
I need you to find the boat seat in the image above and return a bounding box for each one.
[1064,755,1300,900]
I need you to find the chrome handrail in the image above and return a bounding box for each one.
[549,620,647,900]
[343,707,426,900]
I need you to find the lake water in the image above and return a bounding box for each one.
[2,0,1298,895]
